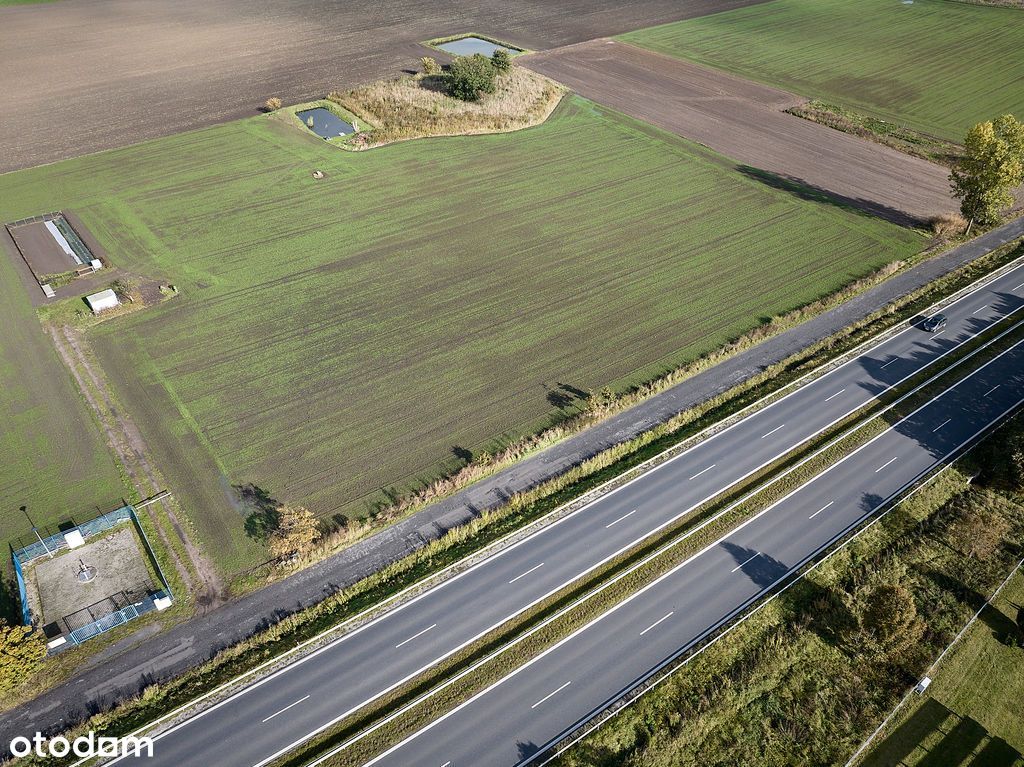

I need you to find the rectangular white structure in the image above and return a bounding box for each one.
[64,529,86,549]
[85,288,119,314]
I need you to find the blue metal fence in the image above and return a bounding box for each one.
[11,554,30,626]
[11,504,173,648]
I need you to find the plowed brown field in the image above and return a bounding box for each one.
[0,0,766,171]
[524,39,955,225]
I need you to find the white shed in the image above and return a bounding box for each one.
[85,288,120,314]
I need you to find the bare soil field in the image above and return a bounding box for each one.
[524,40,955,226]
[7,220,72,278]
[0,0,766,171]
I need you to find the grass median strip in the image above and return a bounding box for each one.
[271,304,1024,767]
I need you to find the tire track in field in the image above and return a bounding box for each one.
[47,323,228,612]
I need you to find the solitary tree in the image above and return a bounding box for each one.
[950,114,1024,231]
[0,621,45,696]
[491,48,512,73]
[446,54,497,101]
[268,505,321,560]
[859,583,924,658]
[264,97,282,112]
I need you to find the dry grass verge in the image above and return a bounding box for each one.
[328,65,564,148]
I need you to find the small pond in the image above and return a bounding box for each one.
[435,36,520,58]
[297,108,355,140]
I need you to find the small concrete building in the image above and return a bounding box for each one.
[85,288,119,314]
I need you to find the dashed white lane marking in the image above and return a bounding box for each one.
[809,500,834,519]
[531,681,571,709]
[875,456,899,473]
[395,623,437,649]
[881,357,900,369]
[824,388,846,402]
[508,562,545,584]
[731,551,761,573]
[760,424,785,439]
[1014,281,1024,291]
[973,305,989,314]
[688,464,716,481]
[261,695,310,723]
[605,509,637,529]
[440,762,451,767]
[984,384,1001,398]
[639,611,675,636]
[932,418,951,433]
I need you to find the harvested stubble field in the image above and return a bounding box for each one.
[619,0,1024,142]
[0,252,125,558]
[0,97,923,576]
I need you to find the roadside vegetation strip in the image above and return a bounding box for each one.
[270,316,1024,767]
[35,241,1024,758]
[0,93,923,578]
[619,0,1024,141]
[549,417,1024,767]
[849,558,1024,767]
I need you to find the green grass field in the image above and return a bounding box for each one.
[0,257,126,564]
[620,0,1024,141]
[863,570,1024,767]
[0,97,923,574]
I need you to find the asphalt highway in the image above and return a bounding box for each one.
[113,260,1024,767]
[369,328,1024,767]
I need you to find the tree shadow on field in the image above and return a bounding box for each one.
[545,382,589,410]
[452,445,473,465]
[737,165,923,228]
[980,600,1024,648]
[235,483,280,541]
[784,578,858,648]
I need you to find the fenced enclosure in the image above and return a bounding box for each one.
[11,503,173,648]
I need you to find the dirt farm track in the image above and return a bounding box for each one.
[0,0,768,172]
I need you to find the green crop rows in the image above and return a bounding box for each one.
[0,97,922,575]
[620,0,1024,142]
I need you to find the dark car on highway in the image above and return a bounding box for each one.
[921,313,947,333]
